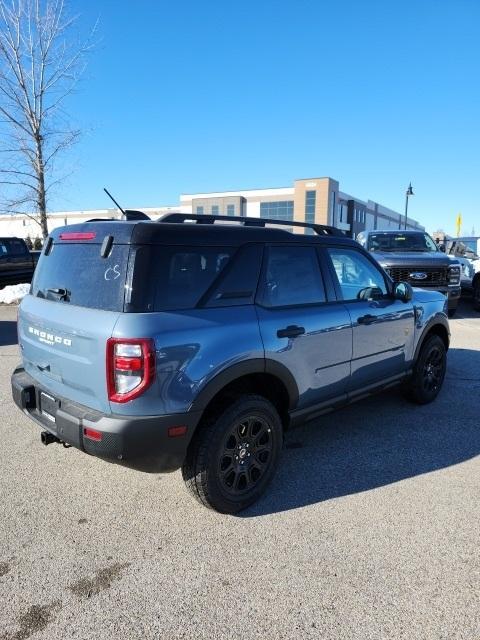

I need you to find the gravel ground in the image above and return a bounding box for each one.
[0,302,479,640]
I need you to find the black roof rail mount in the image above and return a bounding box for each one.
[160,213,345,236]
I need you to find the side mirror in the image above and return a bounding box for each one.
[394,281,413,302]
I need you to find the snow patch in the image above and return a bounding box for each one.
[0,283,31,304]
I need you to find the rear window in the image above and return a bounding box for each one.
[127,245,235,312]
[0,238,27,256]
[31,243,129,311]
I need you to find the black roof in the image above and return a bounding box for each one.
[49,218,357,247]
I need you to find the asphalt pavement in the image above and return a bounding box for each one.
[0,302,478,640]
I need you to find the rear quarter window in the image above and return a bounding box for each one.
[127,245,235,312]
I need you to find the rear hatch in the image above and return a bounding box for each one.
[18,224,133,413]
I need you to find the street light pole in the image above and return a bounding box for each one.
[404,182,414,230]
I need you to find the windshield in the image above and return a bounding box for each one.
[367,232,438,252]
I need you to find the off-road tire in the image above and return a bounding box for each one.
[182,394,283,514]
[403,334,447,404]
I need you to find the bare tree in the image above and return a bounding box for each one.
[0,0,95,237]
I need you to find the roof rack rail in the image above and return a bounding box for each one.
[159,213,345,236]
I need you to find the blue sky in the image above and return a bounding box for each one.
[54,0,480,236]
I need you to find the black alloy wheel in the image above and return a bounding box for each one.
[420,344,444,395]
[182,395,283,513]
[403,334,447,404]
[219,414,273,495]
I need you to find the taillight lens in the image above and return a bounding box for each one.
[107,338,155,403]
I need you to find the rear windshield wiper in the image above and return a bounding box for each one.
[46,287,71,301]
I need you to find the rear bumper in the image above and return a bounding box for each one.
[11,367,201,473]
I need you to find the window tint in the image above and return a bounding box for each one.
[0,239,26,256]
[128,246,234,312]
[31,243,129,311]
[204,244,262,307]
[261,246,326,307]
[327,248,387,301]
[367,232,438,252]
[7,239,27,255]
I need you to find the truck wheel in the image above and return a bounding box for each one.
[473,277,480,311]
[403,335,447,404]
[182,395,283,514]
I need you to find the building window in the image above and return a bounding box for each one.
[227,204,235,216]
[211,205,219,215]
[260,201,294,221]
[196,206,204,215]
[305,190,316,225]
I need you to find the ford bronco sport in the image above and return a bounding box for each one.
[12,214,450,513]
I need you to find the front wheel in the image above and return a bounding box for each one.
[182,395,283,514]
[403,335,447,404]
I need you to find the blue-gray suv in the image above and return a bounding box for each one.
[11,214,450,513]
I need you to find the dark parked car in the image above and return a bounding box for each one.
[0,237,40,288]
[12,215,450,513]
[356,229,461,317]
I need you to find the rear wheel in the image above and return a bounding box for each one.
[403,334,447,404]
[182,395,283,513]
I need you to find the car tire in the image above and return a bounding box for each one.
[403,334,447,405]
[447,308,456,318]
[182,394,283,514]
[473,276,480,311]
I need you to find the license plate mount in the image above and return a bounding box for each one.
[40,391,58,423]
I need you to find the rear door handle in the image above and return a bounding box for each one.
[357,314,377,325]
[277,325,305,339]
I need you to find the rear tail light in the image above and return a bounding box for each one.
[107,338,155,403]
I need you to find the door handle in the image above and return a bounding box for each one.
[357,314,377,325]
[277,325,305,339]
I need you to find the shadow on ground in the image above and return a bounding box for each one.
[0,321,17,347]
[241,346,480,517]
[453,298,479,319]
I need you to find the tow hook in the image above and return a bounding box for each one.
[40,431,60,446]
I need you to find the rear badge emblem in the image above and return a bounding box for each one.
[28,326,72,347]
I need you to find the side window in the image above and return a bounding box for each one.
[261,245,326,308]
[128,245,235,312]
[327,248,387,301]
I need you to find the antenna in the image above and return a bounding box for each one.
[103,188,126,216]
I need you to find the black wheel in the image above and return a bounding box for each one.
[447,308,456,318]
[403,335,447,404]
[473,277,480,311]
[182,395,283,513]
